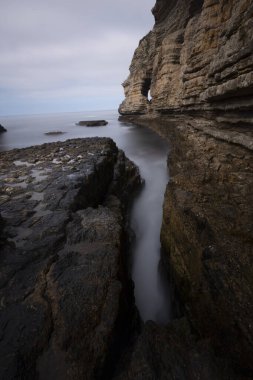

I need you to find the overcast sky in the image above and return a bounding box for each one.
[0,0,155,116]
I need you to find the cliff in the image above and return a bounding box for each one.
[119,0,253,126]
[118,0,253,378]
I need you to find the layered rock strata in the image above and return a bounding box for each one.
[117,114,253,379]
[0,138,141,379]
[119,0,253,126]
[118,0,253,377]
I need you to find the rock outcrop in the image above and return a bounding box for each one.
[160,118,253,375]
[118,0,253,378]
[119,0,253,126]
[76,120,108,127]
[117,114,253,378]
[0,138,141,379]
[0,124,7,133]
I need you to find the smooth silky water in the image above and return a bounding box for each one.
[0,110,171,324]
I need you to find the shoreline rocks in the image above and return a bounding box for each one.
[76,120,108,127]
[116,0,253,378]
[0,124,7,133]
[0,137,141,379]
[118,114,253,379]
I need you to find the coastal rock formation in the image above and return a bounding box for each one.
[114,319,234,380]
[159,118,253,375]
[0,138,141,379]
[76,120,108,127]
[119,0,253,125]
[118,115,253,378]
[118,0,253,378]
[0,124,7,133]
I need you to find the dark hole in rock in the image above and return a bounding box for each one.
[141,78,151,98]
[189,0,204,16]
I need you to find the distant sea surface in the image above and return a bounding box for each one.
[0,110,129,152]
[0,109,171,324]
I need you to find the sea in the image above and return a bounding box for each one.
[0,109,171,324]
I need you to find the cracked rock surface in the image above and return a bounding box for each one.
[0,137,141,380]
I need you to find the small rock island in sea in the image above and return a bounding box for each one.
[0,124,7,133]
[0,0,253,379]
[76,120,108,126]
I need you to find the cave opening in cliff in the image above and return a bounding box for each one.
[141,78,152,100]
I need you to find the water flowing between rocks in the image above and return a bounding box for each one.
[0,110,172,324]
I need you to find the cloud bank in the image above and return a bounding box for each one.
[0,0,155,115]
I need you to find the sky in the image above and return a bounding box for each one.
[0,0,155,116]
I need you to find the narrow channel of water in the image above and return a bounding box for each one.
[120,124,172,324]
[0,110,172,324]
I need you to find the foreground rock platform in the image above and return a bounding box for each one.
[0,137,141,380]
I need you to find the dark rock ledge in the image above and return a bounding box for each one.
[0,137,141,380]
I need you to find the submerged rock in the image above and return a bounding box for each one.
[76,120,108,127]
[0,137,141,379]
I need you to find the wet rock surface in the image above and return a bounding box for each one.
[0,137,141,380]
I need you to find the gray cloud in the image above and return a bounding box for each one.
[0,0,155,115]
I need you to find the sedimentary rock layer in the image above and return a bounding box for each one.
[0,138,141,379]
[160,118,253,375]
[119,114,253,379]
[118,0,253,378]
[119,0,253,123]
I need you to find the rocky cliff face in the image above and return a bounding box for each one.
[119,0,253,125]
[118,0,253,378]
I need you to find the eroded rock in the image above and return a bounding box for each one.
[119,0,253,125]
[0,137,141,379]
[120,114,253,379]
